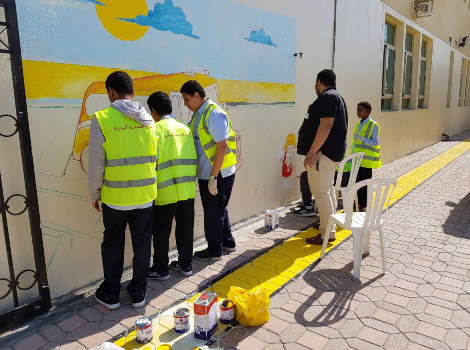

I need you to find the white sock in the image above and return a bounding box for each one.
[305,205,313,210]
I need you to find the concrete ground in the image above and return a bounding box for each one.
[1,129,470,350]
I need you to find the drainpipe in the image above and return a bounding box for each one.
[332,0,338,69]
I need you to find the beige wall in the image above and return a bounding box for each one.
[334,0,470,164]
[384,0,470,58]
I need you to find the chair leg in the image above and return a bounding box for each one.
[379,226,387,274]
[352,229,363,278]
[363,231,370,255]
[320,219,333,259]
[354,194,359,212]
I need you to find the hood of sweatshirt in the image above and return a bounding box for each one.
[111,100,153,126]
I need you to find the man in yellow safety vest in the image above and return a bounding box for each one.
[180,80,237,261]
[146,91,197,280]
[88,71,158,310]
[341,101,382,211]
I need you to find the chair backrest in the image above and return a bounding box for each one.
[334,152,365,191]
[343,177,397,230]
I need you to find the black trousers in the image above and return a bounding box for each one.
[300,171,313,207]
[99,204,153,299]
[152,199,195,273]
[198,174,236,256]
[340,167,373,208]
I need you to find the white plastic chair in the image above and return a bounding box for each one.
[320,177,397,278]
[335,152,365,211]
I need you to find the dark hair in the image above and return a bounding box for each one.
[357,101,372,113]
[147,91,172,116]
[316,69,336,87]
[180,80,206,98]
[105,71,133,95]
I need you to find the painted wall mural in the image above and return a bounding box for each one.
[0,0,297,301]
[278,133,297,191]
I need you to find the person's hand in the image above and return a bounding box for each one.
[92,200,101,213]
[304,151,317,169]
[209,177,218,196]
[353,133,365,142]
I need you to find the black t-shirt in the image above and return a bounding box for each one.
[297,88,348,162]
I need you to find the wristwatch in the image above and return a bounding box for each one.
[209,175,218,180]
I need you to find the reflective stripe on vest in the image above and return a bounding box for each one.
[104,177,157,188]
[157,158,198,171]
[106,155,157,167]
[154,118,197,206]
[344,119,382,171]
[157,175,197,189]
[190,102,237,170]
[96,107,158,206]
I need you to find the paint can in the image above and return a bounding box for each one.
[156,345,172,350]
[135,316,153,344]
[194,291,218,340]
[219,299,235,324]
[264,209,279,230]
[174,307,190,333]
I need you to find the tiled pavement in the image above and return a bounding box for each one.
[1,129,470,350]
[208,133,470,350]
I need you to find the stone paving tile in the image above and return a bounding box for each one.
[56,315,88,333]
[76,329,110,349]
[262,316,290,335]
[38,325,66,343]
[12,333,47,350]
[296,330,329,350]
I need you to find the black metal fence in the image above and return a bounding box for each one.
[0,0,51,333]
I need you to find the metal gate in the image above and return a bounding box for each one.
[0,0,51,333]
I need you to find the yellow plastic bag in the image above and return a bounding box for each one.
[227,286,270,326]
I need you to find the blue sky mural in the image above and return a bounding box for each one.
[245,28,277,47]
[17,0,296,84]
[120,0,199,39]
[74,0,105,6]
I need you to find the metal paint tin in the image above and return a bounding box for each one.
[194,291,218,340]
[264,209,279,230]
[174,307,190,333]
[135,316,153,344]
[156,345,172,350]
[219,299,235,324]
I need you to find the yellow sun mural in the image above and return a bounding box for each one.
[95,0,149,41]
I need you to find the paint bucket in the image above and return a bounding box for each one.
[219,299,235,324]
[194,292,218,340]
[156,345,172,350]
[135,317,153,344]
[174,307,190,333]
[264,209,279,230]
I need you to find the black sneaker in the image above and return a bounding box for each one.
[194,249,222,261]
[95,289,121,310]
[294,206,316,217]
[147,267,170,281]
[222,240,237,252]
[131,292,147,308]
[170,261,193,276]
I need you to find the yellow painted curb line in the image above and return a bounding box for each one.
[115,138,470,349]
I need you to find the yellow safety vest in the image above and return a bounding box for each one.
[190,102,237,170]
[344,119,382,171]
[95,107,158,206]
[154,117,197,205]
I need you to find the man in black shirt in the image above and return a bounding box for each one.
[297,69,348,244]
